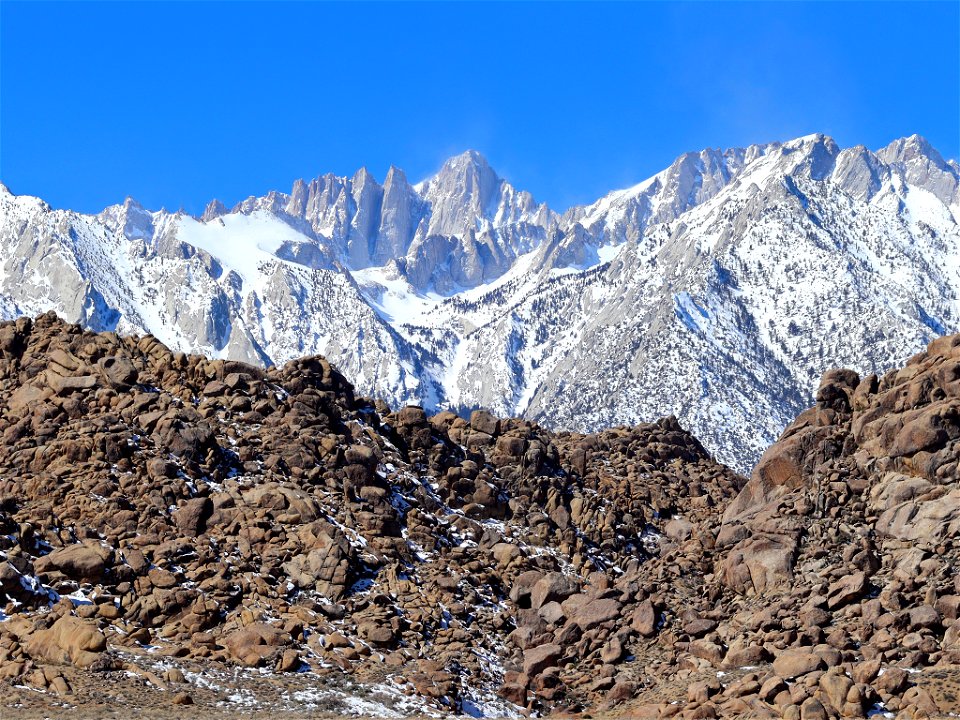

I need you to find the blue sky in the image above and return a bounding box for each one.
[1,2,957,215]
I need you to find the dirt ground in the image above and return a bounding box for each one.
[0,645,442,720]
[2,654,959,719]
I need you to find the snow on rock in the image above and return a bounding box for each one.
[0,134,957,471]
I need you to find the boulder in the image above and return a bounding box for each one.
[34,543,113,582]
[223,623,287,666]
[97,355,138,390]
[282,531,354,601]
[571,598,622,631]
[23,616,108,668]
[173,497,213,536]
[523,643,562,677]
[470,410,500,436]
[530,572,579,610]
[799,696,828,720]
[664,517,694,542]
[719,533,797,595]
[631,599,658,637]
[358,621,396,646]
[827,572,868,609]
[773,649,824,679]
[509,571,544,609]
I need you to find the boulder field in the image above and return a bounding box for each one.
[0,312,957,718]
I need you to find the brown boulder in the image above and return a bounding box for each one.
[358,621,396,646]
[494,435,526,459]
[523,643,562,677]
[34,543,113,582]
[49,374,98,395]
[888,407,949,457]
[631,599,658,637]
[173,497,213,537]
[470,410,500,436]
[600,636,624,663]
[827,572,868,609]
[873,481,960,542]
[97,355,138,390]
[908,604,940,629]
[571,597,621,631]
[799,696,828,720]
[818,671,853,712]
[719,533,797,595]
[720,429,813,529]
[875,666,909,694]
[282,532,353,601]
[396,406,427,426]
[491,542,522,567]
[509,570,544,609]
[773,649,824,679]
[23,616,108,668]
[223,623,287,666]
[530,572,579,610]
[664,517,694,542]
[538,601,565,625]
[688,639,725,666]
[721,639,770,668]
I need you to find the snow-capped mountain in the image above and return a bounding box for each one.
[1,134,957,471]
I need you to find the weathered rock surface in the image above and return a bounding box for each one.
[0,313,958,719]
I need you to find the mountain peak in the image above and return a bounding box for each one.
[352,166,376,184]
[419,150,503,231]
[782,132,839,155]
[384,165,409,184]
[432,149,497,184]
[793,131,829,143]
[201,198,228,222]
[122,195,145,212]
[879,134,943,164]
[876,134,958,204]
[904,133,933,151]
[449,148,491,166]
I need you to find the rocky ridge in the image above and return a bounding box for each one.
[0,312,741,716]
[0,314,958,719]
[1,134,958,472]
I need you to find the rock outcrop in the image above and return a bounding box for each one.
[0,312,958,719]
[697,333,960,719]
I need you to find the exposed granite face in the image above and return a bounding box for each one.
[877,134,960,207]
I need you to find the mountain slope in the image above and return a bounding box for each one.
[1,315,959,718]
[0,133,957,471]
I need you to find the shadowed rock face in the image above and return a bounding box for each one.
[0,313,958,719]
[715,334,960,598]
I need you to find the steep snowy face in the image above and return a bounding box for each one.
[876,134,960,206]
[207,150,556,293]
[564,145,767,250]
[418,150,503,237]
[400,150,557,292]
[420,133,960,469]
[375,166,422,265]
[0,135,957,472]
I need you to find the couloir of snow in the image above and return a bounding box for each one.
[176,211,307,284]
